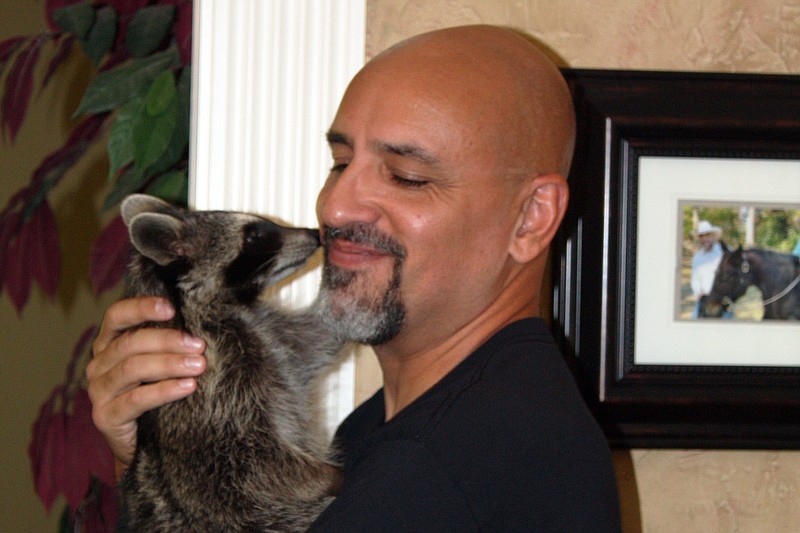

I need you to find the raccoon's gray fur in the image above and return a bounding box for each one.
[117,194,345,532]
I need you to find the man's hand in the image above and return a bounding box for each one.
[86,296,206,475]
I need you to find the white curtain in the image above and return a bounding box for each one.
[189,0,367,434]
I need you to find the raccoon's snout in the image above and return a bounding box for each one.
[280,226,320,255]
[267,227,321,284]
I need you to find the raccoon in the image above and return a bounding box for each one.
[117,194,345,532]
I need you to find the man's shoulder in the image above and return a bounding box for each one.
[424,329,606,457]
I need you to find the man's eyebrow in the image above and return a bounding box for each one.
[326,130,351,147]
[326,130,439,165]
[374,141,439,165]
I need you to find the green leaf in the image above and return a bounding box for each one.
[132,75,177,173]
[133,107,176,173]
[147,66,191,175]
[107,97,143,180]
[146,170,188,204]
[52,2,95,39]
[79,5,117,66]
[145,70,177,116]
[73,46,180,117]
[125,4,176,58]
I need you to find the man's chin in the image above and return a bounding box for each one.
[318,268,405,346]
[322,262,358,291]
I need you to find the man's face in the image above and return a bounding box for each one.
[315,60,523,351]
[698,232,717,251]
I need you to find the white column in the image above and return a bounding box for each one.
[189,0,366,434]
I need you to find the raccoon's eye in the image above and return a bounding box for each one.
[242,222,282,255]
[244,226,263,246]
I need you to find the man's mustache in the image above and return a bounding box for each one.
[322,224,406,260]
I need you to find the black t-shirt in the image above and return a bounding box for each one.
[308,318,621,532]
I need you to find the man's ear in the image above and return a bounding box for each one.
[509,173,569,263]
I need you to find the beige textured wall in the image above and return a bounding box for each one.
[0,3,119,531]
[364,1,800,532]
[367,0,800,72]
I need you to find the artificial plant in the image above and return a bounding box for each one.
[0,1,191,530]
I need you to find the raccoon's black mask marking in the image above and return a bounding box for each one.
[225,221,286,304]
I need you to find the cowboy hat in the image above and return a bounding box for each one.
[693,220,722,236]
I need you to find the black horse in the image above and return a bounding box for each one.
[702,246,800,320]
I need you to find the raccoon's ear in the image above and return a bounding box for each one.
[121,194,176,226]
[128,213,184,266]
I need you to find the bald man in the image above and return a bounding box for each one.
[88,25,621,531]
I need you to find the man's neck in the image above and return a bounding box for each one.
[374,271,540,420]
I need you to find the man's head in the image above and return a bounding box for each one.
[316,25,575,350]
[694,220,721,252]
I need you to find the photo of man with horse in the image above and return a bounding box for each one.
[679,206,800,321]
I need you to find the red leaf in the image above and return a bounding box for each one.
[67,107,109,143]
[174,2,192,65]
[4,228,32,314]
[0,207,23,296]
[0,36,26,78]
[110,0,151,18]
[0,36,25,60]
[82,482,119,533]
[70,389,117,487]
[41,34,76,91]
[90,215,130,295]
[30,113,107,192]
[61,388,113,511]
[29,387,60,505]
[30,393,69,513]
[63,416,92,511]
[40,414,69,513]
[1,114,105,314]
[1,35,47,142]
[23,201,60,301]
[29,328,115,516]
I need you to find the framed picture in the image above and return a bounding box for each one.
[551,69,800,449]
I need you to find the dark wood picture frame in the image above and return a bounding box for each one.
[551,69,800,449]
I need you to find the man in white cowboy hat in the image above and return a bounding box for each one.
[690,220,726,319]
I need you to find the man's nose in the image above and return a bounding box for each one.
[317,163,381,228]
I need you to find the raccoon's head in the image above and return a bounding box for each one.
[120,194,320,305]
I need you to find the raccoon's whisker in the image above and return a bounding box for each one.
[270,259,311,284]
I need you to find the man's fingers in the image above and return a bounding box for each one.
[88,353,206,466]
[88,352,206,407]
[87,327,205,379]
[92,297,175,355]
[96,375,199,428]
[91,376,200,467]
